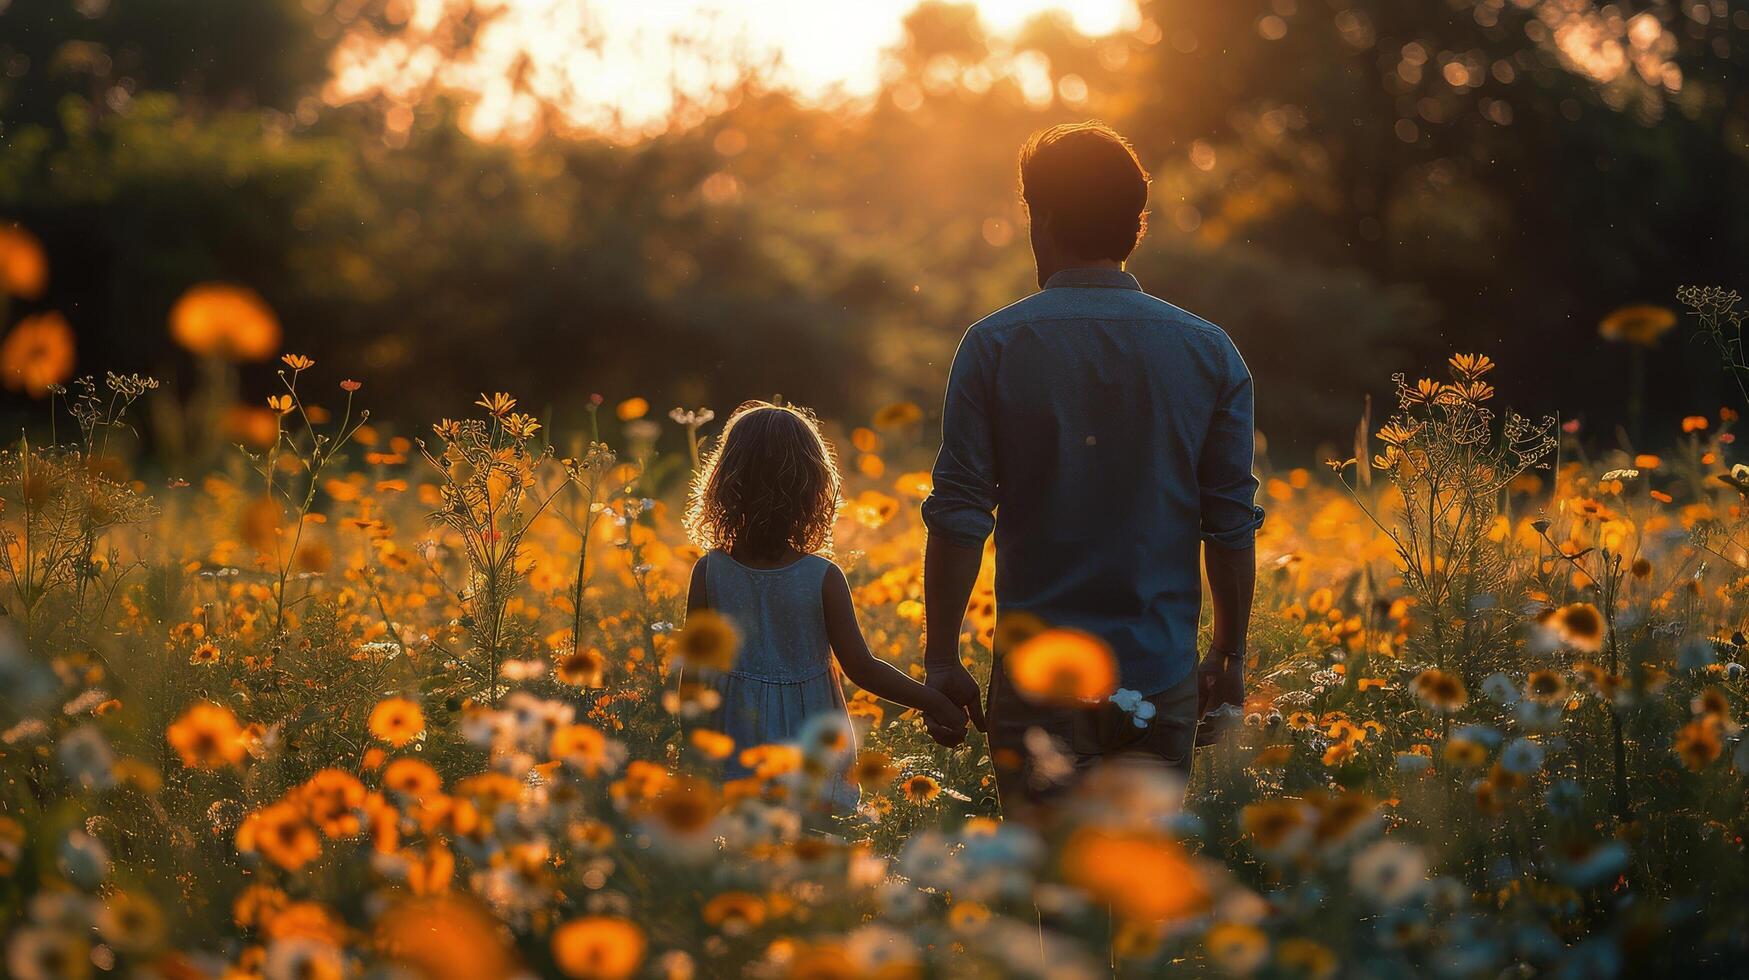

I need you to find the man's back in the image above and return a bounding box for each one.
[922,267,1262,696]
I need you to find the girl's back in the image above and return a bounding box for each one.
[705,550,835,683]
[704,550,853,793]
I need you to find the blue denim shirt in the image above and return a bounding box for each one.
[922,268,1264,696]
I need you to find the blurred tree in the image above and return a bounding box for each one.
[0,0,1743,455]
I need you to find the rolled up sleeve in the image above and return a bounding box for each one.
[921,331,997,547]
[1199,339,1264,550]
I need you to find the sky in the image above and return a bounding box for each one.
[324,0,1141,140]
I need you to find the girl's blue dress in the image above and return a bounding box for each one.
[702,550,858,807]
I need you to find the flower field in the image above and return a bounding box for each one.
[6,294,1749,978]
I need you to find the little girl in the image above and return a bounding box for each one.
[683,401,967,799]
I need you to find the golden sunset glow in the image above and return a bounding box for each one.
[326,0,1139,139]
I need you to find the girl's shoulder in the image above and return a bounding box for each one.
[705,549,836,575]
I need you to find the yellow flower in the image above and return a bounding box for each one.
[0,312,75,397]
[281,353,315,371]
[267,394,294,414]
[1276,938,1338,979]
[1402,378,1442,404]
[1206,922,1269,975]
[189,641,221,665]
[368,697,426,747]
[901,774,941,804]
[1412,668,1468,712]
[1448,353,1495,379]
[475,391,517,417]
[675,610,739,671]
[1553,603,1605,653]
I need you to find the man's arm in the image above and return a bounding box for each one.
[923,535,987,731]
[1197,338,1264,716]
[1203,542,1255,660]
[919,329,998,731]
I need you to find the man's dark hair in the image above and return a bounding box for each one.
[1018,121,1151,261]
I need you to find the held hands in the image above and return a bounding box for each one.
[923,659,986,748]
[920,690,970,748]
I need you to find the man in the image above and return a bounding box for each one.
[920,121,1261,820]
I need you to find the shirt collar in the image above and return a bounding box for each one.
[1043,267,1142,291]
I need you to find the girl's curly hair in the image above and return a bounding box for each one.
[685,401,841,560]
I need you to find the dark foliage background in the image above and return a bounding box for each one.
[0,0,1743,456]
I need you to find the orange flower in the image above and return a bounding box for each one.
[0,312,75,396]
[555,646,606,687]
[299,769,367,838]
[689,729,736,760]
[281,353,315,371]
[1676,717,1722,771]
[189,641,221,666]
[236,802,322,871]
[369,697,426,747]
[383,758,442,799]
[1525,670,1567,704]
[1005,628,1118,704]
[1598,304,1676,346]
[648,775,720,835]
[551,917,646,979]
[166,702,247,770]
[1448,353,1495,379]
[615,397,649,421]
[1062,828,1211,923]
[872,401,923,429]
[0,224,47,298]
[551,724,614,775]
[224,405,281,449]
[375,896,517,980]
[232,883,291,931]
[239,496,285,553]
[170,283,281,360]
[701,892,767,935]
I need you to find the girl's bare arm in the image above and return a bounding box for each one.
[821,563,965,738]
[686,558,709,613]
